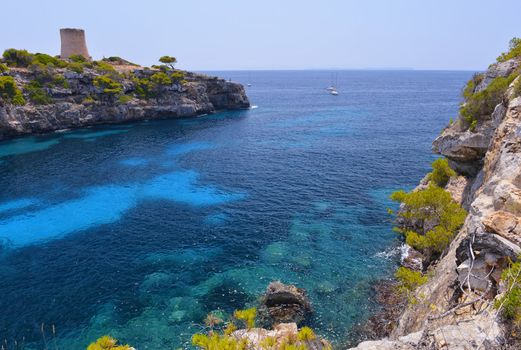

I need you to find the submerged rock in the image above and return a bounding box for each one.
[258,281,312,326]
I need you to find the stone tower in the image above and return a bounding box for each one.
[60,28,90,60]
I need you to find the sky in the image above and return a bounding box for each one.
[1,0,520,71]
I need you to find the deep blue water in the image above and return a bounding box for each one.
[0,70,471,349]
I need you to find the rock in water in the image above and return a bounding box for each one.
[258,281,312,326]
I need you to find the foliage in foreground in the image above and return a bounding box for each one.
[391,183,466,255]
[191,307,328,350]
[495,257,521,324]
[87,336,131,350]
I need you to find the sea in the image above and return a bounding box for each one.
[0,70,472,349]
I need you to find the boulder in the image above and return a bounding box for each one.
[483,211,521,246]
[258,281,312,326]
[400,245,424,272]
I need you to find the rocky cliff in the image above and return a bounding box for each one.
[0,58,249,140]
[350,49,521,349]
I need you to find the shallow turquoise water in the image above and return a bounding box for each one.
[0,70,471,349]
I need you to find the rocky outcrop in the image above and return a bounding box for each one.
[349,55,521,349]
[258,281,313,326]
[0,68,249,140]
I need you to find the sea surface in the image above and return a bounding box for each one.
[0,70,472,349]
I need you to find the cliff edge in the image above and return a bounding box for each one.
[0,51,249,140]
[350,40,521,349]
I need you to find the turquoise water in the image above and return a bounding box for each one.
[0,70,471,349]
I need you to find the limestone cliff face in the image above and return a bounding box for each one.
[350,60,521,349]
[0,68,249,140]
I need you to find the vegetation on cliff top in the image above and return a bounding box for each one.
[459,38,521,131]
[497,37,521,63]
[0,48,186,106]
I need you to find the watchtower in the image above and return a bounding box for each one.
[60,28,91,60]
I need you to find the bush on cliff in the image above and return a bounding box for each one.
[93,75,123,96]
[462,73,484,100]
[69,54,88,63]
[495,257,521,324]
[33,53,67,68]
[28,62,56,84]
[391,184,466,255]
[68,61,85,73]
[497,37,521,63]
[0,63,8,73]
[514,78,521,97]
[150,72,172,86]
[0,76,25,105]
[2,48,33,67]
[133,76,155,99]
[395,266,428,294]
[87,335,131,350]
[171,70,185,83]
[25,81,52,105]
[428,158,456,187]
[460,73,518,131]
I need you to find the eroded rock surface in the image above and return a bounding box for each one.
[349,56,521,350]
[0,68,249,140]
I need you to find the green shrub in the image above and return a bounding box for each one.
[514,78,521,97]
[0,76,25,105]
[25,81,52,105]
[171,70,185,83]
[69,54,88,63]
[118,94,133,104]
[297,327,316,341]
[428,158,456,187]
[395,266,428,294]
[150,72,171,86]
[94,61,117,74]
[462,73,483,100]
[68,62,85,74]
[132,77,154,99]
[495,257,521,324]
[192,333,248,350]
[2,48,33,67]
[391,184,467,254]
[82,95,95,104]
[87,335,131,350]
[497,38,521,63]
[28,62,55,83]
[93,75,123,95]
[52,74,68,88]
[33,53,67,68]
[0,63,8,73]
[460,73,518,130]
[234,307,256,329]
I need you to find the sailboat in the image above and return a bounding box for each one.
[327,73,339,95]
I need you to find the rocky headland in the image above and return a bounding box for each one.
[0,51,249,140]
[349,39,521,349]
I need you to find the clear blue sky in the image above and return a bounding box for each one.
[1,0,519,71]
